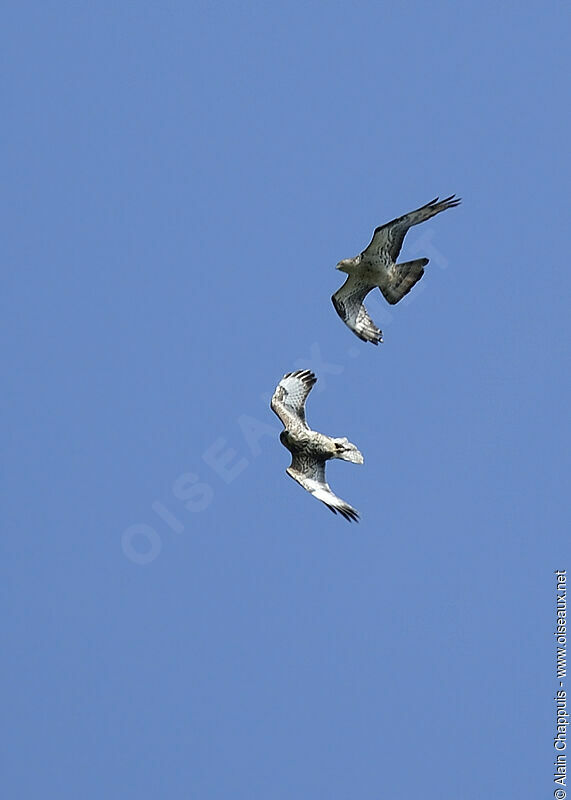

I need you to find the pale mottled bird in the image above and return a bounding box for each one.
[332,195,461,344]
[271,370,363,521]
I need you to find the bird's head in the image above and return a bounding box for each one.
[336,258,354,274]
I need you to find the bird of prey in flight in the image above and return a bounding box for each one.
[331,195,461,345]
[271,370,363,521]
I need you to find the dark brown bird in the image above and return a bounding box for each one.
[332,195,461,344]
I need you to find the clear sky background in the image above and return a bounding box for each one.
[4,2,570,798]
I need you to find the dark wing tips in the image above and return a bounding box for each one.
[323,500,360,522]
[283,368,317,387]
[439,194,462,208]
[337,503,360,522]
[359,323,383,345]
[425,194,461,211]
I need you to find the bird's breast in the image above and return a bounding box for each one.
[360,256,391,281]
[280,428,333,458]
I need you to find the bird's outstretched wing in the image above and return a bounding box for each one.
[331,274,383,345]
[270,369,317,429]
[362,195,461,262]
[287,456,360,522]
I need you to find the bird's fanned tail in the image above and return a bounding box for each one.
[380,258,428,305]
[333,438,364,464]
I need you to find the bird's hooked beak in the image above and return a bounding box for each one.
[336,259,350,273]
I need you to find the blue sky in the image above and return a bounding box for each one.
[4,1,570,797]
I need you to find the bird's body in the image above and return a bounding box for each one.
[271,370,362,521]
[332,195,461,344]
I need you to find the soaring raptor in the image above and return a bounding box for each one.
[271,369,363,521]
[332,195,461,344]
